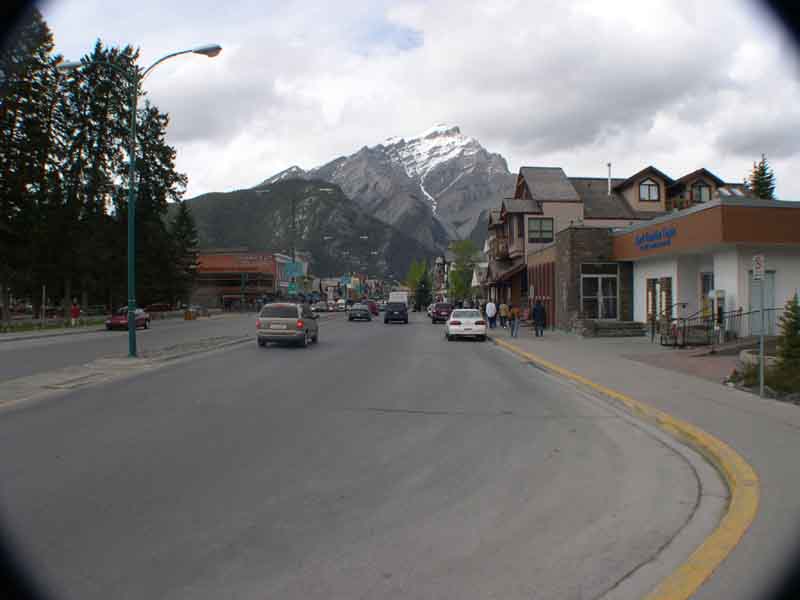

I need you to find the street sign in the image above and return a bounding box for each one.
[288,282,297,294]
[752,254,765,281]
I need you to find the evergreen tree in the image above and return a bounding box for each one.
[170,200,199,304]
[746,154,776,200]
[415,268,432,310]
[775,293,800,383]
[0,9,60,318]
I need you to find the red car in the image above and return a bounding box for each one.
[106,307,150,330]
[364,300,379,316]
[431,303,453,324]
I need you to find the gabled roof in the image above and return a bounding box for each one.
[502,197,541,214]
[669,168,726,189]
[519,167,581,202]
[612,165,674,191]
[569,178,636,219]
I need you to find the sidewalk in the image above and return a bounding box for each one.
[490,328,800,600]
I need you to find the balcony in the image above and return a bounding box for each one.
[490,238,509,259]
[508,238,524,258]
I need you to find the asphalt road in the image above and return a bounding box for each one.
[0,313,256,382]
[0,313,701,600]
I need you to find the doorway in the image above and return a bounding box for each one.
[581,264,619,320]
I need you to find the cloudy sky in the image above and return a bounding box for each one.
[40,0,800,200]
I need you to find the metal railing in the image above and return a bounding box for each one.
[655,307,785,349]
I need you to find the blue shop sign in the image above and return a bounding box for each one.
[635,226,677,251]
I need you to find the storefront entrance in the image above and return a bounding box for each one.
[581,264,619,319]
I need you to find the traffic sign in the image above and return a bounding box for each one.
[752,254,765,281]
[288,282,297,294]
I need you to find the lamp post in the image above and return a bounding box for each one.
[59,44,221,357]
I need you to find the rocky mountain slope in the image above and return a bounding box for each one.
[183,179,435,278]
[261,125,515,252]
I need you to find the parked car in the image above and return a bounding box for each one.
[188,304,210,317]
[106,307,150,330]
[311,301,328,313]
[256,302,319,348]
[384,302,409,324]
[444,309,487,341]
[336,299,347,312]
[364,300,379,316]
[348,303,372,321]
[431,303,454,324]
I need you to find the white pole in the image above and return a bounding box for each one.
[41,284,46,326]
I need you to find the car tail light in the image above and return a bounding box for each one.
[296,319,304,329]
[475,320,486,325]
[450,320,462,325]
[256,320,261,329]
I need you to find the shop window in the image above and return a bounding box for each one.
[528,217,554,243]
[692,182,711,203]
[639,179,660,201]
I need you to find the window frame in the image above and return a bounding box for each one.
[691,182,711,203]
[527,217,555,244]
[639,178,660,202]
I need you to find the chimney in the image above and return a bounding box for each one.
[607,162,612,196]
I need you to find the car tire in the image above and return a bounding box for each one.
[480,335,487,342]
[144,319,149,329]
[257,338,266,347]
[106,325,112,331]
[299,331,309,348]
[446,333,452,341]
[313,330,319,343]
[404,319,408,324]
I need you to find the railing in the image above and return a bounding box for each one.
[656,307,784,349]
[649,302,687,342]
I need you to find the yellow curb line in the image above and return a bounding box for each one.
[491,336,759,600]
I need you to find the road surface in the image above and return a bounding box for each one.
[0,313,702,599]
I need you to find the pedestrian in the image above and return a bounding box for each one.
[485,300,497,329]
[509,303,521,337]
[499,301,509,328]
[533,297,547,337]
[70,300,80,328]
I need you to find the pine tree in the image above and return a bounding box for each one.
[747,154,776,200]
[170,200,199,304]
[776,293,800,377]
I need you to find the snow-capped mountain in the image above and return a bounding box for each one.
[257,125,515,252]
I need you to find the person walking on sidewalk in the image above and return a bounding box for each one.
[509,303,521,338]
[499,301,509,328]
[70,301,80,328]
[533,297,546,337]
[485,300,497,329]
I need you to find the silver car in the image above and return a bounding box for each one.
[256,303,319,347]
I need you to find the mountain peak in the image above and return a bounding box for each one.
[418,124,461,139]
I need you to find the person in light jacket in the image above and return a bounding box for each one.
[499,302,509,328]
[485,300,497,329]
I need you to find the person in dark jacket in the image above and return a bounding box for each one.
[532,298,546,337]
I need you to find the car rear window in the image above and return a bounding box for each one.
[435,304,452,310]
[387,303,406,310]
[260,305,298,318]
[452,310,480,319]
[352,304,367,310]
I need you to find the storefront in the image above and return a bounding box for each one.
[194,250,277,308]
[612,197,800,336]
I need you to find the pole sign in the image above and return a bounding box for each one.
[752,254,765,281]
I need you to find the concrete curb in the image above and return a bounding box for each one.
[490,336,759,600]
[0,326,106,343]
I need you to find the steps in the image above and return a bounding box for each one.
[573,319,647,338]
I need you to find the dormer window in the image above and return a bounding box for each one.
[639,178,660,201]
[692,182,711,203]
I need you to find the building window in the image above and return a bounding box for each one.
[528,217,554,243]
[517,215,524,239]
[639,178,660,201]
[692,182,711,203]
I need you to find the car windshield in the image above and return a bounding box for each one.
[452,310,481,319]
[260,305,298,318]
[4,4,800,600]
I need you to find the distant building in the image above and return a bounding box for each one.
[193,248,276,308]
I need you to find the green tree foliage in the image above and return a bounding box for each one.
[773,293,800,391]
[746,154,776,200]
[415,268,432,310]
[0,10,191,312]
[404,258,427,290]
[170,200,199,304]
[448,240,479,302]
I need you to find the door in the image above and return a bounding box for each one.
[749,271,776,335]
[700,272,714,318]
[581,275,618,319]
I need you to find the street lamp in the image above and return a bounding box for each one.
[59,44,221,357]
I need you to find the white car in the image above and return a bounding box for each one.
[444,309,487,341]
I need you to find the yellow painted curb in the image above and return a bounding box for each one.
[491,336,759,600]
